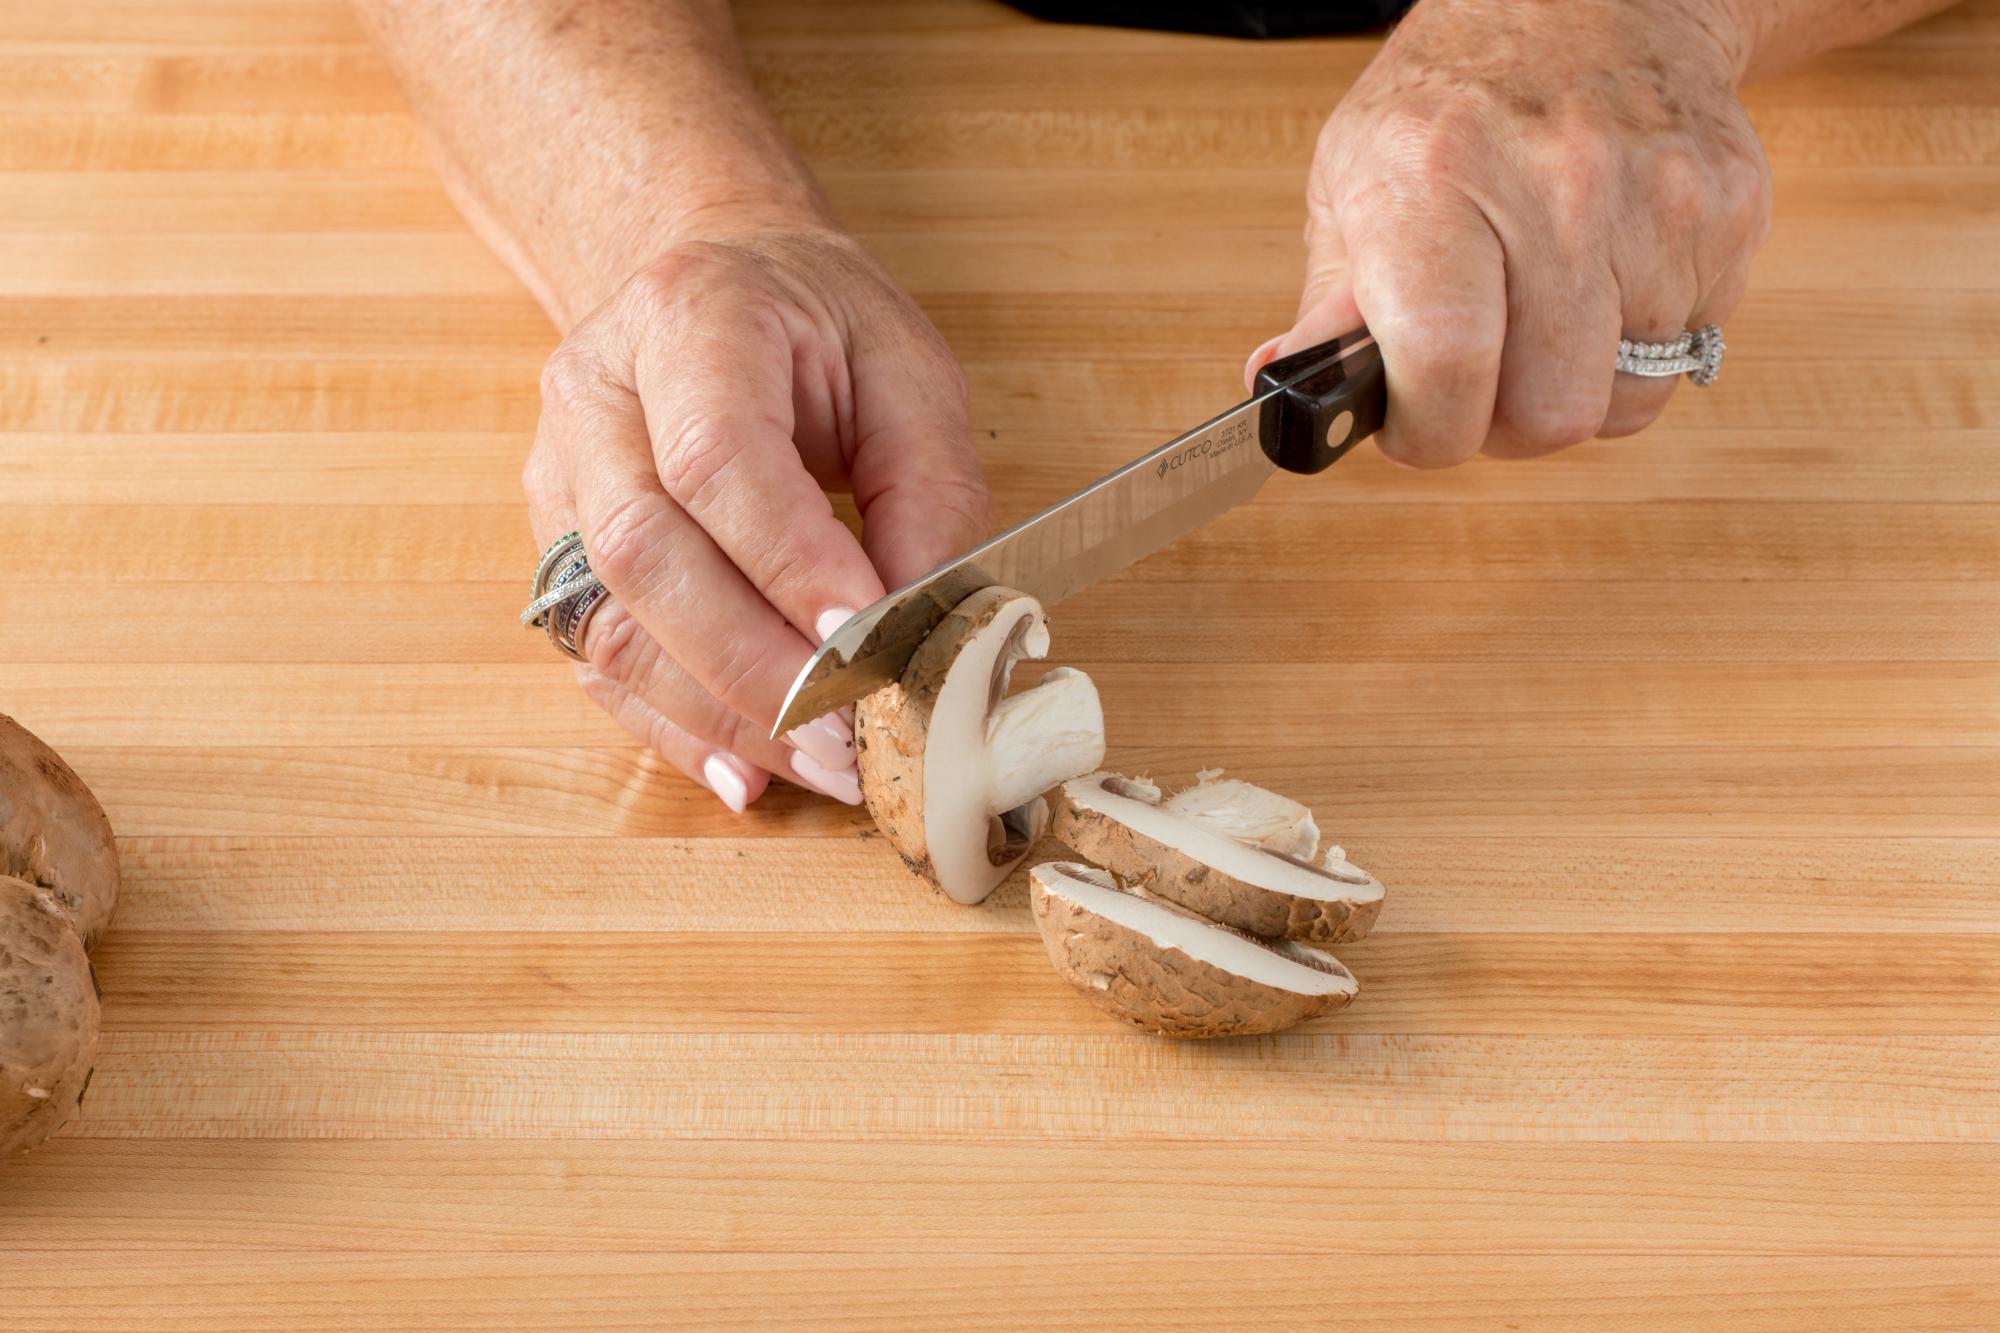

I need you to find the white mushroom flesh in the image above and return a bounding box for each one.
[1032,863,1356,996]
[924,603,1104,904]
[1159,772,1321,860]
[1062,773,1383,903]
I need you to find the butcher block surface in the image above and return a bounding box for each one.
[3,0,1999,1326]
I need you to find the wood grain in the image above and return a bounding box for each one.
[3,0,1997,1325]
[0,1254,1995,1331]
[8,1140,2000,1254]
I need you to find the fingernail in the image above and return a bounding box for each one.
[701,753,759,814]
[1244,334,1285,388]
[785,711,855,773]
[790,750,862,805]
[815,606,859,644]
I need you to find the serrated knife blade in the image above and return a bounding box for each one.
[770,329,1384,737]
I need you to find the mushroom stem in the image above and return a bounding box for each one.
[986,666,1106,817]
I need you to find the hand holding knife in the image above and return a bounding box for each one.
[770,329,1388,737]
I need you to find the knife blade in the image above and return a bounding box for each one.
[770,329,1387,737]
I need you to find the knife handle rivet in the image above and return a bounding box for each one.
[1324,410,1355,450]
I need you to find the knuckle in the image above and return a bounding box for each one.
[1502,396,1604,451]
[655,416,737,513]
[1720,155,1771,241]
[519,445,561,503]
[1392,308,1505,386]
[585,492,669,593]
[581,600,652,686]
[1543,136,1617,240]
[702,644,771,721]
[708,709,768,763]
[929,475,993,540]
[754,538,822,609]
[1377,106,1484,180]
[537,343,601,415]
[1647,144,1709,230]
[623,247,705,312]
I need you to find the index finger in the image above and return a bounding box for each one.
[1342,188,1507,469]
[633,302,889,645]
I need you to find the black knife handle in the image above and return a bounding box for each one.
[1253,328,1387,475]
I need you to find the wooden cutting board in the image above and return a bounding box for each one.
[2,0,1998,1325]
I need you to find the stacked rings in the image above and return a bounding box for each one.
[1615,323,1726,387]
[519,530,610,661]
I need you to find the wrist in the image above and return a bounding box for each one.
[1683,0,1756,85]
[552,178,838,329]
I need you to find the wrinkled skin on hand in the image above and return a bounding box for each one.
[1251,0,1772,465]
[521,226,989,810]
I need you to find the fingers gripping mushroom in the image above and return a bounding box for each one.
[1052,771,1384,945]
[1,713,120,952]
[1030,862,1355,1039]
[2,876,101,1157]
[856,587,1106,905]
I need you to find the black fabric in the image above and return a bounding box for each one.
[1001,1,1410,38]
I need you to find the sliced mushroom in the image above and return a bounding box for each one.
[1,713,119,951]
[1052,770,1384,944]
[1030,862,1355,1038]
[2,875,100,1158]
[856,586,1106,905]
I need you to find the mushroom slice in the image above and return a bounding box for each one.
[2,875,100,1158]
[857,586,1105,905]
[1052,771,1384,944]
[1030,862,1355,1038]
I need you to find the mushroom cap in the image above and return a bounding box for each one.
[0,713,119,951]
[1030,862,1355,1039]
[2,875,101,1157]
[1052,772,1383,944]
[858,587,1095,905]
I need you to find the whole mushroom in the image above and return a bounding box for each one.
[856,586,1106,905]
[1,713,120,951]
[2,875,101,1157]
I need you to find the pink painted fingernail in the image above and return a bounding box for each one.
[701,753,760,814]
[790,750,862,805]
[815,606,859,644]
[785,711,855,773]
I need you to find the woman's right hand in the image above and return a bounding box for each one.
[522,224,991,812]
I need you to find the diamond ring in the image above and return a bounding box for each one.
[1616,324,1725,387]
[520,530,611,662]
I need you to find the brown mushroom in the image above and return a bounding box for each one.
[1030,862,1355,1038]
[1,713,119,951]
[2,875,101,1157]
[1051,770,1383,944]
[856,586,1105,904]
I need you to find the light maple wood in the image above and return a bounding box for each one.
[2,0,1996,1327]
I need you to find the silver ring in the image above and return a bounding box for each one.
[1616,323,1725,387]
[520,530,611,662]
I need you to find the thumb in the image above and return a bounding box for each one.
[847,344,993,590]
[1244,214,1364,392]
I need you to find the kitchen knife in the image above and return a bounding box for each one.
[770,328,1388,737]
